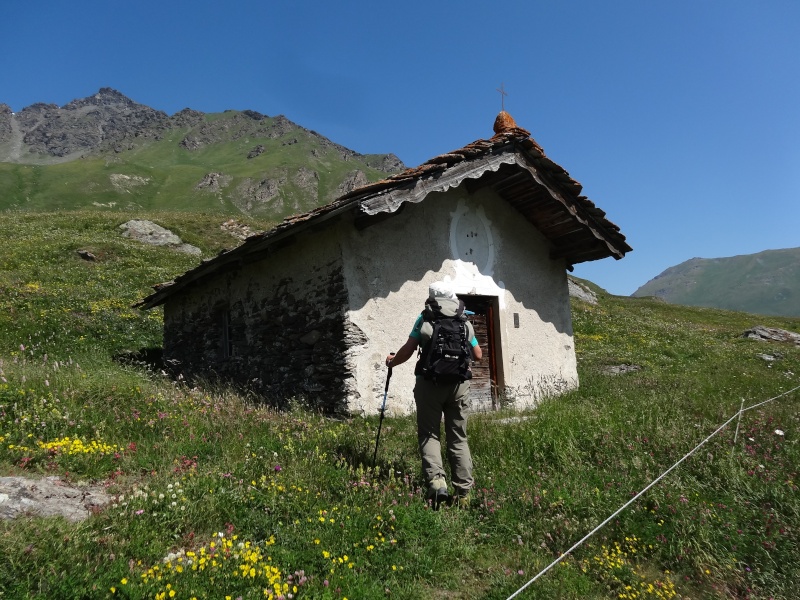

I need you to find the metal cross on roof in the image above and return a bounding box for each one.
[496,83,508,111]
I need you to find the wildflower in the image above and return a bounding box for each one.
[275,465,282,472]
[775,429,785,436]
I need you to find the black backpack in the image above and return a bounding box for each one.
[414,299,473,383]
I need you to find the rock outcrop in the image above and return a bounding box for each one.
[742,325,800,346]
[568,277,598,304]
[14,88,169,159]
[0,104,12,144]
[0,476,110,522]
[119,220,201,255]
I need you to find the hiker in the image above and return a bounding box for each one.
[385,281,482,508]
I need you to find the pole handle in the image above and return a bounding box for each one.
[386,353,396,387]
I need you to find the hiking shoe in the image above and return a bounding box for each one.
[426,476,449,510]
[453,492,471,509]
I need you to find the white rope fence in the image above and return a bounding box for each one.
[505,383,800,600]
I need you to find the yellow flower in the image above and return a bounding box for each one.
[120,578,128,585]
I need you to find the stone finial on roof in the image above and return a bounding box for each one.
[493,110,517,134]
[492,111,531,138]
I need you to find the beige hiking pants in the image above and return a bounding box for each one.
[414,378,474,496]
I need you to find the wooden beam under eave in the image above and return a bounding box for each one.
[550,238,625,262]
[514,157,626,260]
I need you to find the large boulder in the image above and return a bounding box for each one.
[568,277,598,305]
[119,220,201,255]
[0,476,110,522]
[742,326,800,346]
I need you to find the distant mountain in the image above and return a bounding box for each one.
[0,88,404,219]
[632,248,800,317]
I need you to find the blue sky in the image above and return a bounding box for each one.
[2,1,798,295]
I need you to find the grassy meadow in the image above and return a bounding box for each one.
[1,211,799,599]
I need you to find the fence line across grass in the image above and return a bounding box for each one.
[505,382,800,600]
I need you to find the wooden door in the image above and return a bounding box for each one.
[459,295,497,411]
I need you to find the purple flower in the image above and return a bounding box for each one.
[275,465,282,472]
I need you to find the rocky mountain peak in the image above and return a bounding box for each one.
[63,87,139,110]
[5,88,170,161]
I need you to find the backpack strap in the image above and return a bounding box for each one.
[455,299,465,319]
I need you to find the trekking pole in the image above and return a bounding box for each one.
[372,356,394,467]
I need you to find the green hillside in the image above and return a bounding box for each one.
[1,211,799,599]
[633,248,800,317]
[0,109,401,219]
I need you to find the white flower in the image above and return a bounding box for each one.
[775,429,785,436]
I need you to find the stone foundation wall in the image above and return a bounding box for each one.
[163,257,353,413]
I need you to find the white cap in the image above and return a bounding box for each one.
[428,280,457,301]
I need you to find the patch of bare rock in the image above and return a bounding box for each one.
[742,325,800,346]
[119,219,201,255]
[568,278,598,305]
[0,476,111,522]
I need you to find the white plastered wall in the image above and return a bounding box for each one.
[341,185,578,416]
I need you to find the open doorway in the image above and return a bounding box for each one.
[458,295,501,411]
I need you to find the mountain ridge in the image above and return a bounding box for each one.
[632,247,800,317]
[0,88,404,219]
